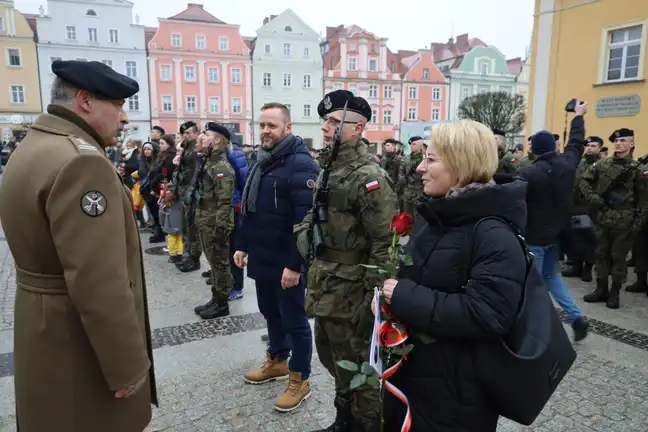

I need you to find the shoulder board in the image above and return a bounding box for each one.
[67,136,100,154]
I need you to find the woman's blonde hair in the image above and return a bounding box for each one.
[430,120,499,187]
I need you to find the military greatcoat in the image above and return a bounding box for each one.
[0,105,157,432]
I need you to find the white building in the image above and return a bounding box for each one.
[33,0,150,141]
[251,9,323,148]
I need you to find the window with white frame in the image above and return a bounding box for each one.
[384,85,392,99]
[383,109,392,124]
[423,68,430,80]
[369,59,377,72]
[283,73,292,87]
[461,85,472,99]
[303,74,312,88]
[186,96,197,113]
[304,47,310,57]
[10,85,24,104]
[263,72,272,87]
[284,43,292,56]
[348,56,357,71]
[127,95,139,111]
[303,104,311,117]
[208,67,219,82]
[109,29,119,44]
[88,28,97,42]
[66,26,76,40]
[408,86,418,99]
[51,56,63,64]
[209,97,220,113]
[478,59,490,75]
[606,25,643,81]
[125,61,137,78]
[195,35,205,49]
[184,65,196,81]
[407,107,417,120]
[231,68,241,84]
[232,97,242,113]
[432,88,441,100]
[333,83,343,90]
[162,95,173,112]
[432,108,440,121]
[349,42,356,51]
[348,84,358,95]
[160,64,171,81]
[171,34,181,47]
[264,44,271,54]
[220,37,229,50]
[7,48,21,67]
[369,84,378,98]
[370,110,377,124]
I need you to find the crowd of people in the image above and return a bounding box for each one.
[0,58,645,432]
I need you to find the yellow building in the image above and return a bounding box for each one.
[0,0,41,142]
[528,0,648,153]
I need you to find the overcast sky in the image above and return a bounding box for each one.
[15,0,534,59]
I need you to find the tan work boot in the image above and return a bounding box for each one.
[274,371,311,412]
[244,352,289,384]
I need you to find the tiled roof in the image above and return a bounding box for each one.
[144,27,157,47]
[168,3,225,24]
[23,13,38,37]
[243,36,256,52]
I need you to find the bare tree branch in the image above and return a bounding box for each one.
[458,91,526,136]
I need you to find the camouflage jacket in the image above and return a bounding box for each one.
[497,148,517,174]
[195,147,235,237]
[516,153,535,172]
[571,155,599,215]
[578,155,648,230]
[379,153,402,185]
[398,151,424,203]
[172,139,200,199]
[295,139,398,319]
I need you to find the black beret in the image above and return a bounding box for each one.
[585,136,604,145]
[205,122,231,141]
[317,90,372,121]
[514,144,524,151]
[552,134,560,141]
[180,121,197,133]
[609,128,634,142]
[408,136,424,144]
[152,126,165,134]
[601,146,608,152]
[492,129,506,137]
[51,60,138,100]
[527,136,533,142]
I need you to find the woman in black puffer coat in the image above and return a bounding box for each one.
[378,120,528,432]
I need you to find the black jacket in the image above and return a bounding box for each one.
[383,177,528,432]
[518,116,585,245]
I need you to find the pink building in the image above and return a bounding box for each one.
[147,4,252,142]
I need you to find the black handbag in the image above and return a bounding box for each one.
[467,217,577,425]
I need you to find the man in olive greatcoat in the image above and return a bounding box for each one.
[0,60,157,432]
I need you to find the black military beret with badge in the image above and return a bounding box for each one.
[609,128,634,142]
[52,60,139,100]
[204,122,231,141]
[408,136,423,144]
[180,121,197,134]
[152,125,165,134]
[585,136,604,145]
[318,90,372,121]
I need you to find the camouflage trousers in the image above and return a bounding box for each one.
[198,229,233,302]
[181,202,202,259]
[631,224,648,273]
[595,227,635,283]
[314,317,379,430]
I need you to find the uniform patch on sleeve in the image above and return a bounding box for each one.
[216,173,225,178]
[81,190,107,217]
[643,171,648,177]
[306,179,315,188]
[365,180,380,192]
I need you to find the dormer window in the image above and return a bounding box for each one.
[85,9,97,17]
[284,26,292,32]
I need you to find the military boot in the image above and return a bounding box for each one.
[584,277,609,303]
[199,300,230,319]
[581,263,594,282]
[561,260,582,278]
[194,287,217,315]
[201,270,212,278]
[244,352,289,384]
[625,272,648,293]
[311,407,352,432]
[176,256,201,273]
[606,282,621,309]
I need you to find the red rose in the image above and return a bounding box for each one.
[235,203,241,213]
[390,212,414,236]
[162,167,168,176]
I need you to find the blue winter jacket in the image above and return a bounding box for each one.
[227,146,249,209]
[237,136,319,282]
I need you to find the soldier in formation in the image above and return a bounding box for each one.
[493,129,517,174]
[398,135,425,218]
[296,90,398,432]
[192,123,236,320]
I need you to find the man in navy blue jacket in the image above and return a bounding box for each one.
[235,102,319,413]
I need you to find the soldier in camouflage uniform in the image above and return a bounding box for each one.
[398,135,425,218]
[192,123,235,319]
[295,90,398,432]
[493,129,517,174]
[562,136,603,281]
[579,128,648,309]
[172,121,203,272]
[379,139,402,210]
[626,152,648,293]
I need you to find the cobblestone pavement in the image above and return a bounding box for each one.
[0,231,647,431]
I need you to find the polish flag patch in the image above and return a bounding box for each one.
[365,180,380,192]
[643,171,648,177]
[216,173,225,178]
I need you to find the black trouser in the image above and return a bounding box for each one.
[145,197,163,238]
[229,212,244,291]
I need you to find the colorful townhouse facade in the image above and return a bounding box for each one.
[0,0,42,142]
[147,3,252,143]
[528,0,647,154]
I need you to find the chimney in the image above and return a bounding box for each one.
[187,3,203,8]
[447,37,454,46]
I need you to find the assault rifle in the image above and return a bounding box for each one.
[308,101,349,264]
[600,161,638,209]
[185,147,210,225]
